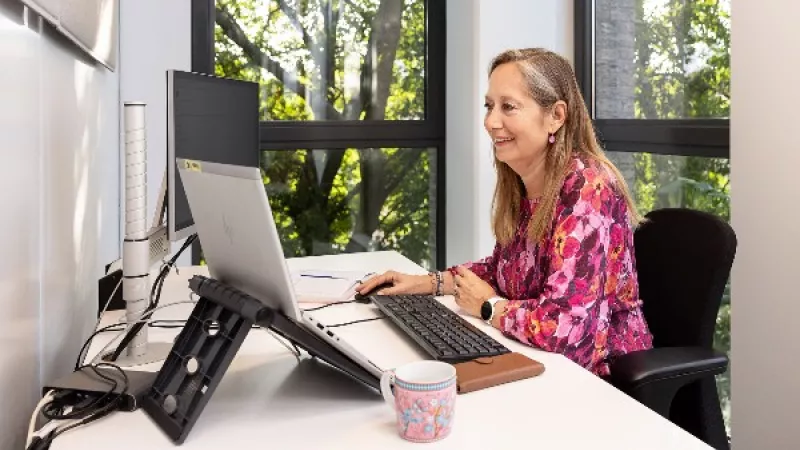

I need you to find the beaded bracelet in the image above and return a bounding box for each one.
[428,271,445,296]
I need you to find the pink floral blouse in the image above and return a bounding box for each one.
[451,156,653,377]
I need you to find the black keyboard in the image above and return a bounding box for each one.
[371,294,510,363]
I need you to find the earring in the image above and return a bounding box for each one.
[548,132,556,144]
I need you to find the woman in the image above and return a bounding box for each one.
[357,48,653,377]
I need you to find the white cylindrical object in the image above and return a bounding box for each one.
[124,102,148,241]
[123,101,150,358]
[122,239,151,281]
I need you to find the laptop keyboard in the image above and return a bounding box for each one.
[371,294,510,363]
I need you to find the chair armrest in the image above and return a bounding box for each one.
[609,346,728,390]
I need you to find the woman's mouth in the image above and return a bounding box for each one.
[494,137,515,147]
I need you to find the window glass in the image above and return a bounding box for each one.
[262,147,437,269]
[214,0,427,121]
[595,0,730,119]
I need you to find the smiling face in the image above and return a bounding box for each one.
[484,62,553,169]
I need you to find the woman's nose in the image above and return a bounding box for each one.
[485,110,502,130]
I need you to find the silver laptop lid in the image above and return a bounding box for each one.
[175,158,302,321]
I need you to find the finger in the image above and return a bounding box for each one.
[357,272,391,292]
[454,270,465,284]
[458,266,477,279]
[379,284,403,295]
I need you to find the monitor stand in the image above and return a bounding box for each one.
[103,102,173,368]
[139,275,381,445]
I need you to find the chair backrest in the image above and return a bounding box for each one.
[633,208,736,348]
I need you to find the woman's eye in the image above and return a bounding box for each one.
[502,103,516,111]
[483,103,492,110]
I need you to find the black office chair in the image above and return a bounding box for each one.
[608,208,734,450]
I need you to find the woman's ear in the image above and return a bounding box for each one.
[550,100,567,133]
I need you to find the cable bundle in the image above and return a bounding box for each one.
[107,233,197,362]
[26,364,129,450]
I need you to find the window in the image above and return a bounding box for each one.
[575,0,731,435]
[191,0,446,270]
[262,147,438,267]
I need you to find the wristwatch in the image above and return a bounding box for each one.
[480,296,504,323]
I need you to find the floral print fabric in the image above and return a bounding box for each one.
[452,156,653,376]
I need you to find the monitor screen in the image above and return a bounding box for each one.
[166,70,260,242]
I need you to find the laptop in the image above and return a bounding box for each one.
[175,158,384,382]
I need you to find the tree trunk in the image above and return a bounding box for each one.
[595,0,637,197]
[347,0,405,252]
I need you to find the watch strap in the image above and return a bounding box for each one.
[483,296,504,322]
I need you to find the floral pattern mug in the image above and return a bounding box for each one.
[380,360,457,443]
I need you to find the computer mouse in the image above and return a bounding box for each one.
[353,281,394,303]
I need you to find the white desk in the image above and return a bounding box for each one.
[53,251,711,449]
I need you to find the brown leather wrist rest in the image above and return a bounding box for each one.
[452,352,545,394]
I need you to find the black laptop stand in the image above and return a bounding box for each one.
[140,275,381,445]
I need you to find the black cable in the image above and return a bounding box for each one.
[43,364,125,422]
[40,365,128,446]
[150,233,196,310]
[32,363,129,449]
[302,300,355,312]
[74,318,260,370]
[42,369,116,421]
[74,323,125,370]
[107,234,196,362]
[324,315,385,328]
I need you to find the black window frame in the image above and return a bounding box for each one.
[190,0,447,269]
[574,0,729,159]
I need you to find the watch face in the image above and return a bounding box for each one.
[480,300,493,321]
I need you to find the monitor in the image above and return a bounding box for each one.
[166,70,260,242]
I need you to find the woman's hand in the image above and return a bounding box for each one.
[453,266,497,317]
[355,270,432,296]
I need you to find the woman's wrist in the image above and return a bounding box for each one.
[421,273,438,295]
[490,300,510,329]
[441,270,455,295]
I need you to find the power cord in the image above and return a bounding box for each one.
[26,363,129,450]
[78,312,301,369]
[301,298,384,328]
[106,234,197,362]
[302,300,356,312]
[27,391,55,447]
[325,314,385,328]
[87,300,198,367]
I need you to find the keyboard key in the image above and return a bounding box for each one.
[371,294,510,363]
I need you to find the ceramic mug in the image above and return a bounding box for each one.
[380,360,457,443]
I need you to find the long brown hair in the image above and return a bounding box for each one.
[489,48,641,245]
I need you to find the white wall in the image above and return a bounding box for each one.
[0,1,191,447]
[0,1,119,447]
[445,0,573,267]
[119,0,192,264]
[730,1,800,448]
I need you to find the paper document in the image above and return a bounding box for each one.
[290,270,376,303]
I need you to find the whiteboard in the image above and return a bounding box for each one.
[21,0,118,70]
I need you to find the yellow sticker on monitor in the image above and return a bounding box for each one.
[183,160,202,172]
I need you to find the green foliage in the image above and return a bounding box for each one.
[630,0,731,433]
[634,0,730,119]
[213,0,435,269]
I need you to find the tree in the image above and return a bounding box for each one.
[213,0,435,268]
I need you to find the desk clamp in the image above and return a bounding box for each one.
[140,275,378,445]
